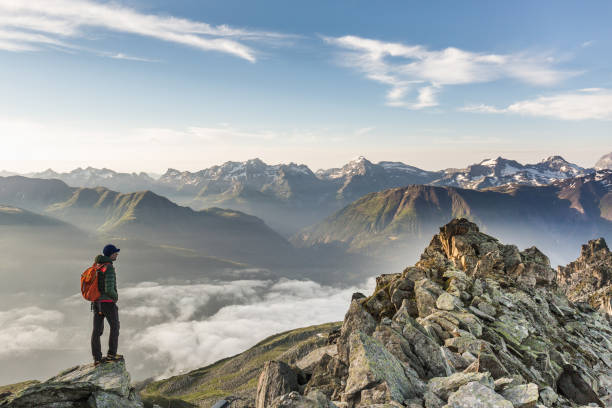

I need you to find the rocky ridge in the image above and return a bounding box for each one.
[0,360,144,408]
[256,219,612,407]
[558,238,612,315]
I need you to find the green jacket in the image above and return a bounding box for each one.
[94,255,118,301]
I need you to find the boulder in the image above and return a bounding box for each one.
[445,381,513,408]
[269,390,338,408]
[428,372,493,401]
[337,300,377,364]
[436,293,463,311]
[256,361,299,408]
[343,331,415,406]
[415,279,444,317]
[500,383,538,408]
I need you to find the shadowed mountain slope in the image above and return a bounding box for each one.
[0,176,291,267]
[293,172,612,267]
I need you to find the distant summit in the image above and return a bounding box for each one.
[595,152,612,170]
[24,167,157,193]
[432,155,589,189]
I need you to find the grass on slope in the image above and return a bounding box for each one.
[140,322,341,408]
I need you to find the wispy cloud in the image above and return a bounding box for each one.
[0,0,293,62]
[461,88,612,120]
[108,52,160,63]
[324,35,577,109]
[354,126,375,136]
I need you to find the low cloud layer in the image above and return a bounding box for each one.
[127,278,374,378]
[1,277,374,382]
[0,306,64,358]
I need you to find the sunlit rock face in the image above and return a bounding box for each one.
[257,218,612,408]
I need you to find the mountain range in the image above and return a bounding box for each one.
[293,170,612,268]
[0,175,379,286]
[5,153,610,235]
[0,176,289,267]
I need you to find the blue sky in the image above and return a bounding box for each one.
[0,0,610,173]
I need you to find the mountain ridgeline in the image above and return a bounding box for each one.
[8,153,608,235]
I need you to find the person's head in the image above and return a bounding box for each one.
[103,244,120,261]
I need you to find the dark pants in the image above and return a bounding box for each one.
[91,301,120,361]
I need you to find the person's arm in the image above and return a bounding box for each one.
[104,264,119,301]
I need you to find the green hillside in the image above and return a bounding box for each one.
[293,183,612,265]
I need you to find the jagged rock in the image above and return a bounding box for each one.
[297,345,338,376]
[393,305,450,378]
[436,293,463,311]
[445,381,513,408]
[538,386,558,406]
[258,219,612,408]
[256,361,299,408]
[557,365,605,407]
[304,354,348,400]
[337,299,377,365]
[428,372,493,401]
[558,238,612,314]
[415,279,444,317]
[343,331,416,406]
[500,383,538,408]
[270,390,337,407]
[516,247,556,287]
[0,361,142,408]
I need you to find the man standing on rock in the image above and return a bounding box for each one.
[91,244,123,365]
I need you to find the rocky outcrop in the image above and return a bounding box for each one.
[558,238,612,315]
[256,361,299,408]
[0,360,143,408]
[257,219,612,407]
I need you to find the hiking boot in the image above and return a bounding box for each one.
[105,353,124,362]
[93,358,105,366]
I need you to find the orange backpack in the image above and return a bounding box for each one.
[81,263,109,301]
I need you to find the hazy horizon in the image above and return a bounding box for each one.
[1,149,608,175]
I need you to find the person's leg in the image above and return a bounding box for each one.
[102,302,120,357]
[91,303,104,362]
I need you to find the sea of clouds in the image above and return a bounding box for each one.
[0,275,375,383]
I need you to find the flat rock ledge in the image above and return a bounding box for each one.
[0,360,143,408]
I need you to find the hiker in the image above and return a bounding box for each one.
[90,244,123,365]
